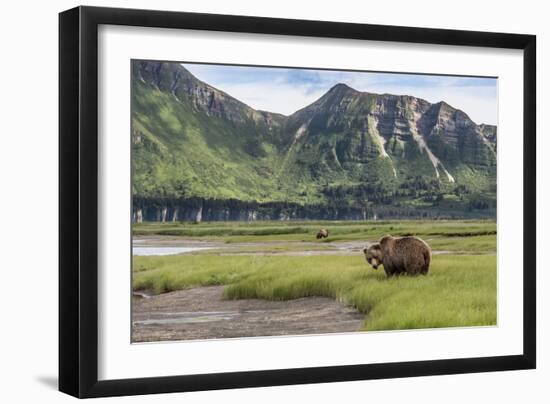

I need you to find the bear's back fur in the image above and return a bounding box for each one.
[380,235,431,276]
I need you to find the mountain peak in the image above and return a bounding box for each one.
[313,83,359,105]
[134,60,269,124]
[133,62,497,219]
[327,83,357,93]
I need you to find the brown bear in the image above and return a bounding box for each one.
[363,235,431,277]
[316,229,329,239]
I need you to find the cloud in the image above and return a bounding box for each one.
[183,63,497,125]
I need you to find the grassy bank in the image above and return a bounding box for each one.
[133,253,496,331]
[134,219,496,244]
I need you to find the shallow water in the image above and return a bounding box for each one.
[132,246,210,256]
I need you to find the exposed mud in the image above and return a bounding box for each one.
[134,236,365,256]
[132,286,364,342]
[133,236,491,256]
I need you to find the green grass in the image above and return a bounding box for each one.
[427,234,496,253]
[133,253,496,331]
[132,80,294,202]
[134,219,496,244]
[197,243,337,255]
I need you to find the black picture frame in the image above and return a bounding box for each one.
[59,5,536,398]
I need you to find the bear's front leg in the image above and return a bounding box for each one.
[383,263,395,278]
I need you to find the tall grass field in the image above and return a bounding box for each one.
[133,220,496,331]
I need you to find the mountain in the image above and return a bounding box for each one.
[132,61,497,221]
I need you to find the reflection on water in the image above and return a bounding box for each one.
[132,246,210,256]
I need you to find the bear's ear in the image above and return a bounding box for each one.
[380,235,392,245]
[369,243,381,253]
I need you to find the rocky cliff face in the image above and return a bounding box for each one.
[282,83,496,186]
[132,61,497,220]
[133,61,286,130]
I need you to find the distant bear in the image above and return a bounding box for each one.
[363,235,431,277]
[316,229,329,239]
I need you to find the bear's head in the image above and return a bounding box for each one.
[363,243,383,270]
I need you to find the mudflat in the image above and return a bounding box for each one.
[132,286,364,342]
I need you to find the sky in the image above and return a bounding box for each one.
[183,63,498,125]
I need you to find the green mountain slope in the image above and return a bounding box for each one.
[132,61,497,221]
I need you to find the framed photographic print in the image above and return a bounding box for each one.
[59,6,536,398]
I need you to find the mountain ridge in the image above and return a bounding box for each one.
[131,61,497,221]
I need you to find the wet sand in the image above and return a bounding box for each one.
[132,286,364,342]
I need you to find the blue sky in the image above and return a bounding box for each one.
[183,63,497,125]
